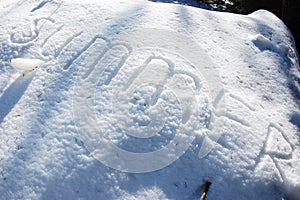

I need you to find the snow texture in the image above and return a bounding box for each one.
[0,0,300,199]
[11,58,43,72]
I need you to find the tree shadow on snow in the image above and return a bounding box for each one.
[150,0,200,7]
[149,0,213,10]
[290,112,300,130]
[0,73,34,124]
[290,112,300,143]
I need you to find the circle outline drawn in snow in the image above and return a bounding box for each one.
[72,29,225,173]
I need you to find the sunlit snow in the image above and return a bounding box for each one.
[0,0,300,199]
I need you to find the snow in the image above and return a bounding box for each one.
[11,58,43,73]
[0,0,300,199]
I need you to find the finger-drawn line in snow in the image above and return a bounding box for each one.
[257,123,293,161]
[73,49,201,172]
[10,17,56,45]
[198,88,225,158]
[9,0,62,45]
[54,31,83,57]
[255,123,294,183]
[212,93,257,127]
[40,24,64,47]
[62,36,110,70]
[41,28,84,60]
[111,54,201,139]
[72,29,225,173]
[226,94,253,127]
[228,93,255,111]
[9,15,87,69]
[8,0,64,59]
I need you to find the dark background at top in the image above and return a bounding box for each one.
[151,0,300,55]
[240,0,300,55]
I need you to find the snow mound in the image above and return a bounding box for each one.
[11,58,43,73]
[252,34,290,56]
[0,0,300,199]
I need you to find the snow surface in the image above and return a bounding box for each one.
[11,58,43,73]
[0,0,300,199]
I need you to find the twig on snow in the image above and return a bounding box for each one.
[200,181,211,200]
